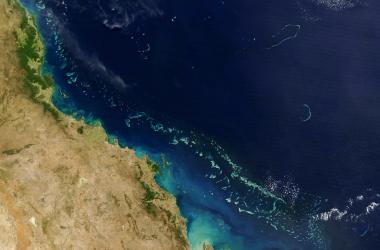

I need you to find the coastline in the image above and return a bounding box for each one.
[0,0,190,249]
[3,0,330,249]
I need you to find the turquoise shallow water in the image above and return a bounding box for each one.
[19,1,329,249]
[19,0,380,249]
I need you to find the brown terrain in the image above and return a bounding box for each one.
[0,0,189,249]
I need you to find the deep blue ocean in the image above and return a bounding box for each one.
[22,0,380,249]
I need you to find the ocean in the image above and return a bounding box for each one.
[21,0,380,249]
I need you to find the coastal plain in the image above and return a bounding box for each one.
[0,0,189,249]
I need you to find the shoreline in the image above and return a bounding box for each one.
[0,0,190,248]
[9,1,326,249]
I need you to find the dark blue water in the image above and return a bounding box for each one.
[22,0,380,249]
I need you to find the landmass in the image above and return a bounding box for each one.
[0,0,189,249]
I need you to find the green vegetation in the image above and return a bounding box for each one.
[2,148,23,155]
[43,74,55,87]
[135,167,158,216]
[107,134,118,145]
[164,209,188,248]
[42,101,59,120]
[146,158,160,174]
[134,161,159,215]
[14,0,60,120]
[138,179,157,215]
[77,126,84,134]
[173,225,188,248]
[123,193,132,209]
[2,144,34,155]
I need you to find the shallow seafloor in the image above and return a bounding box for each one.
[21,0,380,249]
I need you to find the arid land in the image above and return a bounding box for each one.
[0,0,189,249]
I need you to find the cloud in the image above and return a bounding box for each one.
[49,10,130,91]
[96,0,163,30]
[296,0,366,22]
[311,0,363,10]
